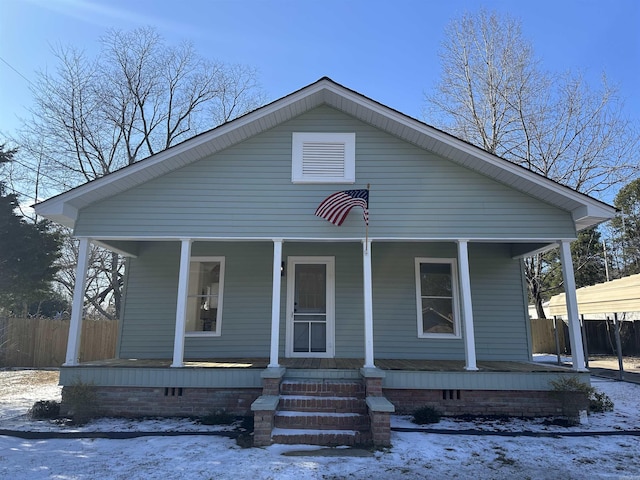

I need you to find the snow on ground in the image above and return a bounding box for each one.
[1,369,639,479]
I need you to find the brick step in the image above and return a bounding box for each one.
[274,411,369,430]
[280,379,365,397]
[278,395,367,413]
[271,427,371,447]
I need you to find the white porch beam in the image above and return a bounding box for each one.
[559,240,587,371]
[363,240,375,368]
[64,238,91,366]
[458,240,478,371]
[171,239,192,368]
[268,239,283,368]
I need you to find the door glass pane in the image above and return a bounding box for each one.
[310,322,327,352]
[295,264,326,313]
[293,323,309,352]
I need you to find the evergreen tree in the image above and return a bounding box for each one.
[0,145,62,316]
[611,178,640,276]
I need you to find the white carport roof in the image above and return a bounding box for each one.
[548,274,640,316]
[35,77,616,231]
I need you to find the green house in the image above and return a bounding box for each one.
[35,78,614,446]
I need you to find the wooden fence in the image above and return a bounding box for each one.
[530,317,568,354]
[0,317,118,368]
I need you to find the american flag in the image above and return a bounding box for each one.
[315,189,369,226]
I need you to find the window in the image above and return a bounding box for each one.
[185,257,225,336]
[415,258,461,338]
[292,132,355,183]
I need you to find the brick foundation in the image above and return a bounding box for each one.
[384,388,589,418]
[61,386,262,418]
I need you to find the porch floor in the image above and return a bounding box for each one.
[74,357,572,373]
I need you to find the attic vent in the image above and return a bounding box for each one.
[292,132,355,183]
[302,142,346,177]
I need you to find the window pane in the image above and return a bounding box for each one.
[293,323,310,352]
[422,298,454,334]
[420,263,452,297]
[187,261,221,333]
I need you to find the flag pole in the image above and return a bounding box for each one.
[365,183,370,252]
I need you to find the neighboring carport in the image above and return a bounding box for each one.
[548,274,640,379]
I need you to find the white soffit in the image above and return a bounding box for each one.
[34,78,616,230]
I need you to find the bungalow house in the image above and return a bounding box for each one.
[35,78,616,447]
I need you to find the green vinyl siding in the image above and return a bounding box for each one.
[371,242,529,361]
[119,240,528,362]
[74,106,576,240]
[119,241,275,359]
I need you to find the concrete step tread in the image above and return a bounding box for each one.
[276,411,364,417]
[272,427,360,437]
[280,395,361,401]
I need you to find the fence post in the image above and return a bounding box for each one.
[580,315,589,369]
[553,316,562,365]
[613,313,624,381]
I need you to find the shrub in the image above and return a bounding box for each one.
[199,409,237,425]
[590,391,614,413]
[29,400,60,419]
[550,376,614,413]
[412,405,442,425]
[64,379,98,425]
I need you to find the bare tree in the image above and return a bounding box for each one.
[17,27,266,318]
[426,9,640,317]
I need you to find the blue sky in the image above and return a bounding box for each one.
[0,0,638,138]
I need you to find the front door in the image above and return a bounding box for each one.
[286,257,335,358]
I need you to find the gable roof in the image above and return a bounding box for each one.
[35,77,616,231]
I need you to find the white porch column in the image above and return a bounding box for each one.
[64,238,91,366]
[363,240,375,368]
[268,239,283,368]
[171,239,192,368]
[457,240,478,371]
[559,240,587,371]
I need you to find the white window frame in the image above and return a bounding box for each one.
[415,257,461,339]
[185,256,225,337]
[291,132,355,184]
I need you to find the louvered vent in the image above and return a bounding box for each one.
[292,132,355,183]
[301,142,346,177]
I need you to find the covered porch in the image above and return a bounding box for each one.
[59,357,585,392]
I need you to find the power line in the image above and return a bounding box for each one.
[0,55,35,87]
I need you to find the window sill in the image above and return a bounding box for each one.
[185,332,221,338]
[417,333,461,340]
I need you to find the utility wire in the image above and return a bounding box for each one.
[0,55,35,87]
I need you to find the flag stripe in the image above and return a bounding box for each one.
[315,189,369,226]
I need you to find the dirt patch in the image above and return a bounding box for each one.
[0,370,60,398]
